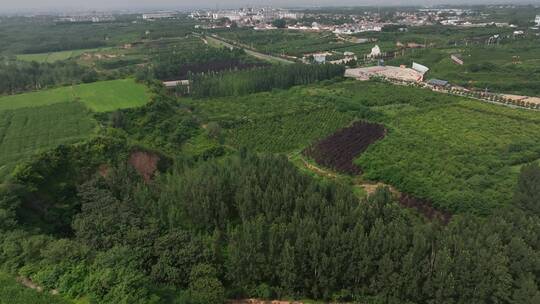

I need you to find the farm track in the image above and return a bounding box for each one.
[202,34,295,64]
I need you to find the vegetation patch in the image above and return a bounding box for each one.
[229,108,353,153]
[357,100,540,214]
[0,102,96,180]
[0,272,72,304]
[0,79,150,112]
[303,121,386,175]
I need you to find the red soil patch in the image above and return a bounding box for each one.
[303,121,386,175]
[399,193,452,224]
[128,151,160,182]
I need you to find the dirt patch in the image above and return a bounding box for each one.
[128,151,160,182]
[97,164,111,178]
[17,276,43,292]
[303,121,386,175]
[17,276,59,295]
[360,182,399,196]
[399,194,452,224]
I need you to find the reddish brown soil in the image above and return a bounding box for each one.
[303,121,386,175]
[128,151,160,182]
[399,193,452,224]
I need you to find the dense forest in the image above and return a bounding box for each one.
[1,130,539,303]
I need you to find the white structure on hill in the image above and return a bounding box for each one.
[535,15,540,26]
[369,45,381,58]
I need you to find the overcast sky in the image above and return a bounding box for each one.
[0,0,536,12]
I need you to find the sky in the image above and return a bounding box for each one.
[0,0,535,12]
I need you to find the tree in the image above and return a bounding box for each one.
[513,162,540,215]
[272,19,287,29]
[188,264,225,304]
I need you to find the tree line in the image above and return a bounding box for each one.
[189,63,346,98]
[0,58,98,95]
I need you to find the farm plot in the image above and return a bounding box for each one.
[357,100,540,214]
[0,102,96,179]
[0,79,149,112]
[303,121,386,175]
[228,108,354,153]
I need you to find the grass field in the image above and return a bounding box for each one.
[0,272,73,304]
[0,102,96,179]
[16,47,112,63]
[0,79,150,112]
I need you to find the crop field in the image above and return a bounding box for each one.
[229,108,353,153]
[0,272,73,304]
[0,102,96,179]
[0,79,150,112]
[303,121,386,175]
[16,47,111,63]
[357,98,540,214]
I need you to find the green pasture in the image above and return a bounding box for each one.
[0,79,150,112]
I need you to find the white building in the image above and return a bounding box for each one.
[535,15,540,26]
[370,45,381,58]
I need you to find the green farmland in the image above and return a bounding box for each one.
[188,80,540,214]
[0,79,149,179]
[0,79,150,112]
[0,102,96,180]
[16,47,112,63]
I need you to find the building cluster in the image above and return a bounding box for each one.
[190,8,302,27]
[142,12,178,20]
[55,14,115,23]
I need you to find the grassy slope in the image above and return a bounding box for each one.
[0,102,97,179]
[0,79,150,112]
[0,272,72,304]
